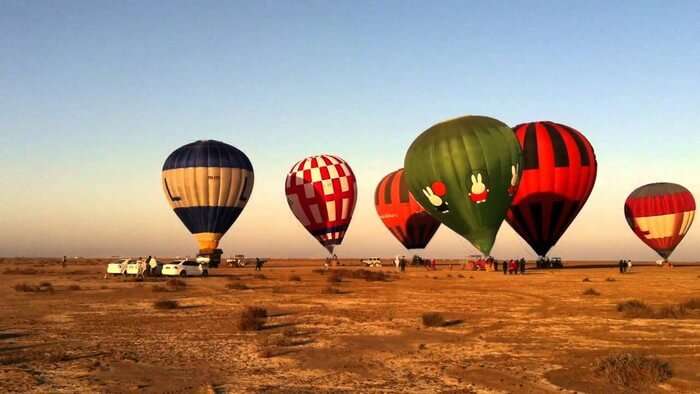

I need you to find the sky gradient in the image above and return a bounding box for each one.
[1,1,699,260]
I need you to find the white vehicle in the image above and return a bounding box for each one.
[226,254,247,267]
[162,259,209,277]
[361,257,382,267]
[106,259,132,276]
[126,259,147,276]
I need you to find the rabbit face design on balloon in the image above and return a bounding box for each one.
[468,173,489,204]
[508,164,519,197]
[422,181,450,213]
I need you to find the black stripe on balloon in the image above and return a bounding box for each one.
[543,123,569,167]
[163,140,253,171]
[173,206,242,234]
[384,171,397,204]
[530,202,544,244]
[523,123,539,170]
[398,172,410,203]
[309,224,349,236]
[393,226,407,244]
[239,176,250,202]
[549,200,565,246]
[510,205,534,246]
[565,127,591,166]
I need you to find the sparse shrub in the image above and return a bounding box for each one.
[617,300,653,318]
[680,298,700,310]
[67,284,81,291]
[165,278,186,291]
[583,288,600,296]
[100,285,108,290]
[582,277,591,282]
[254,274,267,280]
[422,312,446,327]
[152,285,168,292]
[288,275,302,282]
[327,271,342,283]
[446,274,452,278]
[238,306,267,331]
[14,283,36,292]
[322,286,342,294]
[153,300,179,310]
[594,353,672,387]
[13,282,54,293]
[226,282,250,290]
[655,304,687,319]
[311,268,326,275]
[457,274,465,278]
[283,326,299,337]
[3,268,41,275]
[606,277,616,282]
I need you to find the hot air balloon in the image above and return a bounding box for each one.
[162,140,254,266]
[624,183,695,260]
[404,116,522,255]
[375,169,440,249]
[506,121,597,257]
[285,155,357,254]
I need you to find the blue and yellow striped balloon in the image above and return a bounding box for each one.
[162,140,254,252]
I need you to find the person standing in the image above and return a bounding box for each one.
[626,260,632,273]
[255,258,262,271]
[618,259,624,273]
[431,258,437,271]
[400,257,406,273]
[61,256,67,268]
[519,258,526,274]
[502,260,507,275]
[494,259,499,272]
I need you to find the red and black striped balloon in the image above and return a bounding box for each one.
[506,121,597,257]
[375,169,440,249]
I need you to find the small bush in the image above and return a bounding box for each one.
[226,282,250,290]
[165,279,186,291]
[238,306,267,331]
[582,277,591,282]
[594,353,672,387]
[288,275,302,282]
[606,277,616,282]
[422,312,446,327]
[583,288,600,296]
[457,274,465,278]
[322,286,343,294]
[153,300,179,310]
[617,300,654,318]
[655,304,687,319]
[67,284,81,291]
[254,274,267,280]
[13,282,54,293]
[680,298,700,310]
[327,272,342,283]
[311,268,326,275]
[3,268,40,275]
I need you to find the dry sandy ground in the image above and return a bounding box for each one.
[1,257,700,393]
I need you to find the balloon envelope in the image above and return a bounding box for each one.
[285,155,357,253]
[624,183,695,259]
[404,115,522,255]
[375,168,440,249]
[162,140,254,252]
[506,121,597,256]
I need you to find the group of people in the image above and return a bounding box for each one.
[498,258,526,275]
[536,257,563,268]
[618,259,633,273]
[393,255,408,272]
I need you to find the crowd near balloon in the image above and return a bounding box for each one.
[161,115,695,266]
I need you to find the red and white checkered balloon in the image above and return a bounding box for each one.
[285,155,357,254]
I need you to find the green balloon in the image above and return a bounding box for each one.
[404,115,522,255]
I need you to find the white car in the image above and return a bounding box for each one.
[106,259,133,276]
[162,260,209,277]
[361,257,382,267]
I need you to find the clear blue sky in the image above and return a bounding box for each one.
[1,1,698,260]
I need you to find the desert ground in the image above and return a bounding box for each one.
[1,257,699,393]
